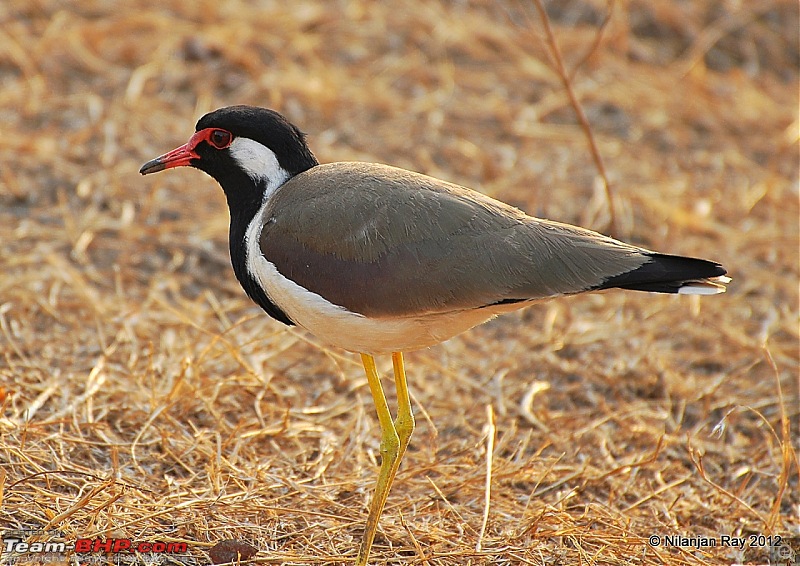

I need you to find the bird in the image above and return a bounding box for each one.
[140,105,729,565]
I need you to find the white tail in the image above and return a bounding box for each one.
[677,276,732,295]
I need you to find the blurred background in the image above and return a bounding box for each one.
[1,1,797,564]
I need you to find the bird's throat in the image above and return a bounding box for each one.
[228,198,295,326]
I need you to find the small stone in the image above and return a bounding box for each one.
[208,539,258,564]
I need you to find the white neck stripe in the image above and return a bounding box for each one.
[228,137,290,201]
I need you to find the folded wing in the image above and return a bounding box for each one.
[261,162,727,317]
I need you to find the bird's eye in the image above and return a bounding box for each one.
[209,129,232,149]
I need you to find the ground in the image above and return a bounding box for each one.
[0,0,798,564]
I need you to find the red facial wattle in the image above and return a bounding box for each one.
[139,128,232,175]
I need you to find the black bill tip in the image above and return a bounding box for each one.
[139,158,166,175]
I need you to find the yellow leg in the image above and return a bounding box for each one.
[355,352,415,566]
[392,352,415,463]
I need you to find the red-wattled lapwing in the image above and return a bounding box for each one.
[140,105,730,565]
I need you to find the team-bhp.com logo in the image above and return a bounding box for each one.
[2,530,193,565]
[3,536,186,555]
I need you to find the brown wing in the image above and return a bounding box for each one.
[260,162,650,317]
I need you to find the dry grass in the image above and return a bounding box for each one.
[1,0,798,564]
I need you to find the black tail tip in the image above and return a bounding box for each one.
[599,254,729,294]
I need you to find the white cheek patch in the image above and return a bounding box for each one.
[229,137,289,199]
